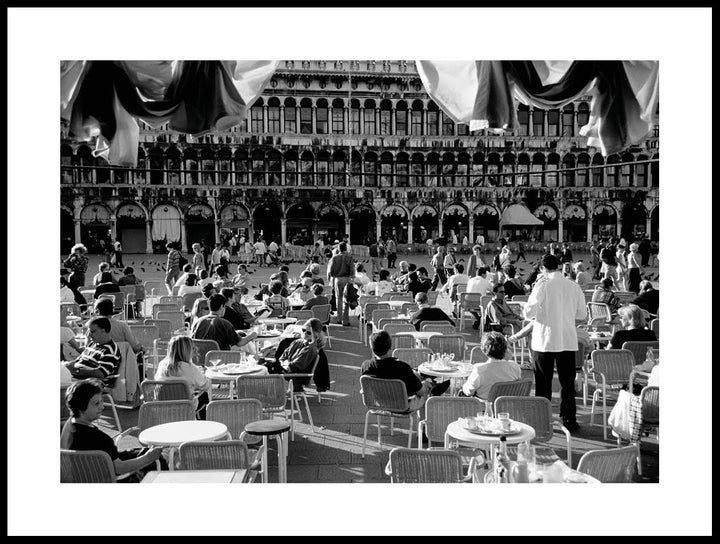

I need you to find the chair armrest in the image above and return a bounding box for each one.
[417,419,426,449]
[248,444,266,472]
[461,456,477,482]
[114,426,140,447]
[384,458,393,477]
[552,416,573,466]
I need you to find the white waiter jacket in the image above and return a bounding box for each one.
[524,271,587,352]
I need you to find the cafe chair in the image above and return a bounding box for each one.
[494,395,573,466]
[159,295,183,307]
[469,346,489,364]
[392,348,433,369]
[60,449,117,483]
[456,292,484,331]
[426,291,439,305]
[389,293,413,302]
[284,354,321,440]
[635,385,659,476]
[384,447,476,483]
[360,376,420,458]
[128,324,160,378]
[379,292,394,301]
[152,303,181,319]
[400,303,419,315]
[141,379,194,402]
[177,440,264,483]
[155,311,187,334]
[621,341,660,366]
[191,339,220,368]
[204,350,246,399]
[181,292,202,312]
[587,302,614,333]
[235,374,288,421]
[361,303,390,344]
[287,309,314,324]
[614,291,637,305]
[207,399,263,447]
[576,445,638,483]
[650,318,659,338]
[383,322,416,336]
[511,295,529,302]
[143,318,174,341]
[114,400,195,454]
[144,280,168,298]
[310,304,333,349]
[390,335,416,349]
[427,334,466,361]
[589,349,636,440]
[420,323,456,335]
[376,316,407,333]
[480,379,533,416]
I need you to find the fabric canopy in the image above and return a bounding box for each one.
[62,59,659,166]
[499,204,544,226]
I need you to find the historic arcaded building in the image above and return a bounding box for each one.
[60,60,659,255]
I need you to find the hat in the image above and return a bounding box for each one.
[60,268,69,276]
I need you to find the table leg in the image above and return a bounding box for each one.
[275,432,287,483]
[261,436,269,483]
[168,448,176,471]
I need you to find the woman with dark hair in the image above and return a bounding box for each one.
[61,378,164,479]
[93,271,121,300]
[177,273,202,297]
[591,278,622,314]
[63,243,89,289]
[155,335,211,419]
[460,332,521,399]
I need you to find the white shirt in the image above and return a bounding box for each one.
[254,241,266,254]
[268,241,279,253]
[524,271,587,352]
[444,273,469,295]
[475,235,485,245]
[461,358,522,399]
[178,284,203,297]
[466,275,492,295]
[60,285,76,303]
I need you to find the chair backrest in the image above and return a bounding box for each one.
[128,325,160,351]
[60,303,81,323]
[287,309,314,322]
[649,318,659,338]
[590,349,635,384]
[392,348,433,369]
[159,295,183,307]
[376,317,407,332]
[383,323,416,335]
[576,445,638,483]
[153,339,169,361]
[485,379,533,405]
[178,440,251,471]
[506,302,524,316]
[424,396,483,444]
[379,292,394,301]
[400,303,419,315]
[191,339,221,367]
[427,334,465,361]
[310,304,332,324]
[587,302,612,323]
[181,292,203,312]
[359,295,380,309]
[511,295,529,302]
[141,379,193,401]
[621,341,660,366]
[204,350,245,366]
[137,400,196,430]
[153,303,181,318]
[640,385,659,425]
[206,399,263,441]
[144,281,167,296]
[388,294,413,302]
[420,323,456,335]
[60,449,116,483]
[469,346,489,364]
[235,375,288,412]
[614,291,637,305]
[494,395,554,443]
[359,376,409,413]
[419,320,452,332]
[459,292,484,311]
[143,319,174,341]
[387,447,464,483]
[156,311,186,333]
[363,303,390,320]
[371,309,399,326]
[426,291,439,305]
[390,335,416,349]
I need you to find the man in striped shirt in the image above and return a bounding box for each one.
[62,317,121,383]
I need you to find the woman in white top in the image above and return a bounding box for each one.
[177,273,203,297]
[366,269,396,297]
[155,335,211,419]
[626,243,645,294]
[615,244,628,291]
[461,332,521,399]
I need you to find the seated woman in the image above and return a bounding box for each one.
[93,271,121,300]
[485,284,524,334]
[177,273,202,298]
[290,277,315,304]
[185,297,210,328]
[61,378,164,480]
[591,278,622,314]
[308,263,325,285]
[365,269,396,297]
[261,279,290,318]
[460,332,521,399]
[198,269,213,289]
[212,264,234,290]
[232,264,250,291]
[263,317,325,392]
[574,261,591,290]
[154,335,211,419]
[607,303,657,350]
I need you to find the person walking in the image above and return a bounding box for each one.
[626,242,645,294]
[253,237,267,267]
[164,242,183,295]
[516,240,527,263]
[326,242,355,326]
[63,243,89,290]
[429,245,447,291]
[523,254,587,431]
[385,236,397,269]
[112,239,124,269]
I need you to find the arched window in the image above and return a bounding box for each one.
[411,100,423,135]
[363,99,376,134]
[201,148,216,185]
[562,104,575,136]
[364,151,378,187]
[441,153,456,187]
[547,108,560,137]
[284,150,298,186]
[350,150,362,187]
[576,153,590,187]
[316,98,328,135]
[251,149,265,185]
[300,150,314,186]
[471,152,484,186]
[379,100,392,135]
[562,154,575,187]
[486,153,501,187]
[517,104,530,136]
[457,153,470,187]
[426,152,440,187]
[591,153,604,187]
[234,149,247,186]
[426,102,439,136]
[349,99,360,135]
[620,152,634,187]
[577,102,590,130]
[441,110,454,136]
[380,151,393,187]
[546,153,560,188]
[606,154,620,187]
[650,153,659,187]
[532,109,544,136]
[395,101,408,136]
[268,149,282,186]
[517,153,530,187]
[410,153,424,187]
[250,98,264,133]
[530,153,545,187]
[317,150,330,186]
[396,152,409,187]
[267,97,280,133]
[636,154,649,187]
[332,150,347,186]
[218,147,232,185]
[502,152,515,186]
[332,98,345,134]
[284,97,297,133]
[300,98,313,134]
[166,146,182,185]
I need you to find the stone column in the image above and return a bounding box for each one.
[376,218,382,241]
[280,105,285,131]
[110,220,117,241]
[312,105,317,134]
[74,219,82,245]
[615,213,622,238]
[145,220,153,254]
[263,105,268,133]
[558,217,564,243]
[214,221,220,246]
[180,220,188,252]
[587,213,593,242]
[407,218,414,245]
[468,216,475,245]
[345,219,351,243]
[281,218,287,246]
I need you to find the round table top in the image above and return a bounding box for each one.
[418,361,473,379]
[445,419,535,447]
[138,420,228,447]
[385,300,410,308]
[395,331,441,340]
[259,317,298,325]
[205,365,268,380]
[244,419,291,436]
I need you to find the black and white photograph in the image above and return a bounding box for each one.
[7,6,711,537]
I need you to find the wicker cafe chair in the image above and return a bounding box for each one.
[287,309,314,324]
[310,304,333,348]
[621,341,660,366]
[427,334,465,361]
[143,318,174,341]
[235,374,288,420]
[159,295,183,307]
[207,399,263,446]
[60,449,116,483]
[481,379,533,416]
[494,395,573,466]
[469,346,489,364]
[390,334,416,349]
[152,303,181,319]
[392,348,433,369]
[140,379,194,402]
[284,354,321,440]
[129,324,160,378]
[456,292,484,331]
[155,311,187,334]
[361,302,390,343]
[177,439,264,483]
[360,376,419,458]
[589,349,636,440]
[636,385,659,476]
[420,323,457,335]
[191,339,221,368]
[383,322,416,336]
[385,447,475,483]
[576,445,638,483]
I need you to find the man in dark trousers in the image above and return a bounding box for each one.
[326,242,355,326]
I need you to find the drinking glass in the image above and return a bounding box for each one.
[497,412,512,431]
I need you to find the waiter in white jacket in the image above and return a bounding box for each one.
[524,254,587,431]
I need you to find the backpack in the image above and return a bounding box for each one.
[344,282,359,309]
[178,252,188,268]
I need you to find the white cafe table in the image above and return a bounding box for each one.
[258,317,297,330]
[141,469,249,483]
[417,360,473,395]
[395,330,441,348]
[385,300,409,309]
[138,420,228,470]
[444,419,535,471]
[205,363,269,399]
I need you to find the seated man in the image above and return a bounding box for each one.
[442,263,469,305]
[92,262,116,286]
[361,331,449,411]
[631,280,659,316]
[263,318,323,392]
[460,332,521,399]
[302,283,331,311]
[502,265,526,300]
[93,271,121,301]
[173,263,195,291]
[62,317,121,383]
[484,284,524,334]
[406,266,432,298]
[189,294,257,352]
[466,266,493,329]
[409,291,455,331]
[92,299,144,359]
